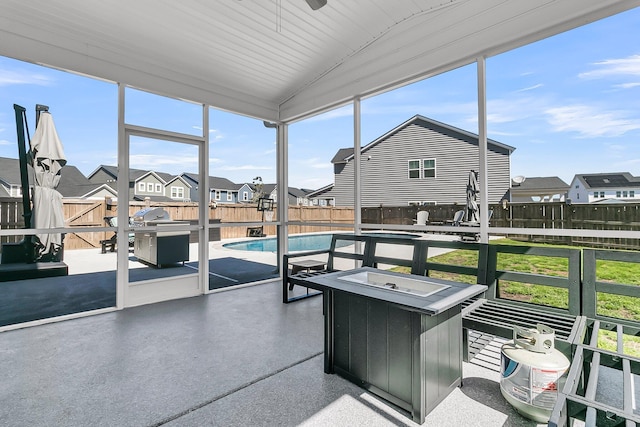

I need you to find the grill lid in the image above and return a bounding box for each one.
[133,207,171,223]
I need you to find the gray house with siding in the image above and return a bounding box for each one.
[0,157,116,200]
[320,115,514,207]
[89,165,190,202]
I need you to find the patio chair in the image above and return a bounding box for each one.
[447,209,465,226]
[100,216,135,253]
[413,210,429,226]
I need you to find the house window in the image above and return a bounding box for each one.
[10,185,22,197]
[147,183,153,192]
[600,192,605,198]
[631,191,635,198]
[408,201,422,206]
[593,192,599,198]
[242,192,248,201]
[155,183,161,193]
[423,201,437,205]
[616,191,622,197]
[171,186,184,199]
[623,191,628,197]
[138,182,145,192]
[215,190,221,200]
[408,160,420,179]
[423,159,436,178]
[227,192,232,201]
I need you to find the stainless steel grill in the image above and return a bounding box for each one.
[132,208,189,268]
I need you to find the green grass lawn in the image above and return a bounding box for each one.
[390,238,640,356]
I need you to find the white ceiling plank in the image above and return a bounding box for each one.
[0,0,637,122]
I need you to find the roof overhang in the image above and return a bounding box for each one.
[1,1,638,123]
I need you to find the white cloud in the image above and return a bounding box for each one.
[0,139,11,146]
[579,54,640,79]
[613,82,640,89]
[485,96,547,124]
[217,165,273,171]
[544,104,640,137]
[305,105,353,122]
[516,84,543,92]
[129,153,198,171]
[0,69,53,86]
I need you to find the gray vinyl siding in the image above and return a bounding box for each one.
[330,121,511,207]
[181,175,200,202]
[136,175,165,197]
[88,169,115,184]
[167,181,190,200]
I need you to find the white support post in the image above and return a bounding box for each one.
[353,98,362,236]
[200,105,209,294]
[477,57,489,244]
[116,83,128,309]
[277,123,289,276]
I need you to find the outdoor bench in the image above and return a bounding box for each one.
[283,234,372,303]
[410,240,586,360]
[460,244,586,360]
[283,233,424,303]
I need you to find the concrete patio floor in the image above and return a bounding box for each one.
[0,278,547,427]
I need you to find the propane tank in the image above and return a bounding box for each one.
[500,324,570,423]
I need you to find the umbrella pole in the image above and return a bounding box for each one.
[13,104,35,262]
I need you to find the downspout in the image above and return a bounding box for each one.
[477,57,489,244]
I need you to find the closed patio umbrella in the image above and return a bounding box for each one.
[466,170,479,223]
[29,111,66,261]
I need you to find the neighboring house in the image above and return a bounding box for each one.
[237,183,253,203]
[321,115,515,207]
[181,173,239,204]
[89,165,190,201]
[567,173,640,203]
[306,184,336,207]
[210,176,240,204]
[0,156,115,200]
[509,176,569,203]
[263,184,311,206]
[164,176,191,202]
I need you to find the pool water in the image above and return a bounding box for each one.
[223,233,418,252]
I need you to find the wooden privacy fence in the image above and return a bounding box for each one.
[3,197,640,251]
[0,198,355,251]
[362,201,640,250]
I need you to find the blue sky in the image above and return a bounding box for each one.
[1,7,639,190]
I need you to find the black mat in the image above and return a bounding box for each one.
[207,257,279,290]
[0,258,278,327]
[0,271,116,327]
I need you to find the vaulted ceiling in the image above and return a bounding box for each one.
[1,0,638,122]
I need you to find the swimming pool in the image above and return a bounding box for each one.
[223,233,418,252]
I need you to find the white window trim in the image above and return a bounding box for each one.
[138,182,145,192]
[215,190,221,200]
[422,158,436,178]
[147,182,153,192]
[171,186,184,199]
[226,192,232,201]
[155,183,162,193]
[242,192,248,201]
[408,159,420,179]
